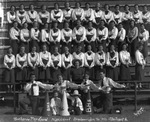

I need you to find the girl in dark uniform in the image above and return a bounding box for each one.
[30,21,40,52]
[27,4,39,30]
[27,46,39,81]
[97,19,108,52]
[63,2,73,29]
[95,45,106,81]
[85,21,96,52]
[84,45,95,80]
[122,4,133,33]
[16,46,28,90]
[51,46,62,83]
[4,47,15,92]
[70,59,85,84]
[106,45,119,81]
[135,44,146,88]
[61,21,73,53]
[138,23,149,59]
[7,5,16,29]
[49,21,61,53]
[127,20,138,63]
[119,43,131,81]
[40,23,50,51]
[16,4,28,29]
[38,5,50,30]
[9,21,20,55]
[93,3,104,28]
[39,44,51,83]
[51,3,63,29]
[72,20,86,52]
[61,46,73,80]
[20,22,30,53]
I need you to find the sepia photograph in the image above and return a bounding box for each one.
[0,0,150,122]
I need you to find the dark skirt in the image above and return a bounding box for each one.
[4,68,15,83]
[85,67,95,80]
[61,67,71,80]
[127,38,138,60]
[30,39,40,52]
[51,68,61,84]
[28,66,39,80]
[11,39,19,55]
[135,64,144,81]
[122,20,130,34]
[120,64,131,81]
[39,67,51,81]
[142,41,148,59]
[16,67,27,82]
[106,66,119,81]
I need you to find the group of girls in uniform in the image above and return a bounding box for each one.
[4,2,149,91]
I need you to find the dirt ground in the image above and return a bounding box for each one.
[0,105,150,122]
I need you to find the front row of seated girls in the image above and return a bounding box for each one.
[19,70,125,115]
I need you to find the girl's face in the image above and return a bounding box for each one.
[85,74,89,80]
[75,61,80,67]
[105,5,109,11]
[87,45,92,51]
[30,5,34,10]
[115,6,119,11]
[54,3,59,9]
[125,5,129,11]
[99,45,103,51]
[88,22,93,28]
[77,46,82,52]
[24,23,28,29]
[96,3,100,9]
[58,75,63,82]
[135,5,139,11]
[54,47,58,53]
[64,22,69,28]
[118,24,122,30]
[144,6,147,11]
[20,47,25,53]
[64,47,69,53]
[122,44,127,50]
[86,3,90,9]
[100,21,105,27]
[11,6,15,11]
[14,22,18,28]
[110,21,115,28]
[110,45,115,51]
[76,2,80,8]
[8,48,12,54]
[54,23,58,28]
[20,5,24,10]
[42,5,46,11]
[65,2,70,8]
[140,25,145,31]
[34,22,38,28]
[77,20,81,26]
[43,45,47,51]
[130,21,135,27]
[44,23,48,29]
[32,46,36,52]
